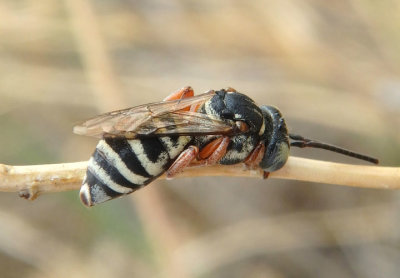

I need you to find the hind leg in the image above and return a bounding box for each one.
[166,146,199,179]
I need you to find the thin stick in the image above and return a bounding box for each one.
[0,157,398,201]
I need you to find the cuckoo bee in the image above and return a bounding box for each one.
[74,87,379,207]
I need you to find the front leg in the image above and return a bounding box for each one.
[244,142,270,179]
[244,142,265,169]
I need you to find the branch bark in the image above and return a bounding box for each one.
[0,157,398,201]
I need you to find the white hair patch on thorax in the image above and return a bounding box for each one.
[204,100,218,116]
[223,136,256,162]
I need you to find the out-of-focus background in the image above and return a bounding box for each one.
[0,1,399,277]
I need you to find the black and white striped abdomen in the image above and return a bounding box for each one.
[80,136,191,206]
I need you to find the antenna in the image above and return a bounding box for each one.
[289,134,379,164]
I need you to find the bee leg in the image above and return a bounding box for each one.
[225,87,237,92]
[198,137,224,160]
[190,102,203,112]
[243,142,270,179]
[163,86,194,101]
[166,146,199,179]
[164,86,196,112]
[244,142,266,169]
[197,136,230,165]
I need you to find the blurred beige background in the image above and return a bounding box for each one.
[0,1,399,278]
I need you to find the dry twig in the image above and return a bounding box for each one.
[0,157,398,201]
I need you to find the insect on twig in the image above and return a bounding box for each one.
[73,87,380,207]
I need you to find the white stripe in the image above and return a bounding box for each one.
[159,136,191,159]
[128,140,169,176]
[88,157,133,194]
[258,119,265,135]
[97,140,148,185]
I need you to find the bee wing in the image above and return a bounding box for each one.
[74,91,236,138]
[137,110,236,137]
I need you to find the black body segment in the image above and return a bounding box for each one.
[105,138,152,178]
[139,137,166,163]
[85,170,121,198]
[92,148,140,190]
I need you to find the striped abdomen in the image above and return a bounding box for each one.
[80,136,191,206]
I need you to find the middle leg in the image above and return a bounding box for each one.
[196,136,230,165]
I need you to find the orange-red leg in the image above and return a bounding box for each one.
[165,88,231,177]
[168,136,231,177]
[243,142,270,179]
[199,136,230,165]
[163,86,194,101]
[225,87,237,92]
[166,146,199,179]
[163,86,200,111]
[244,142,265,169]
[166,136,230,178]
[198,137,224,159]
[190,102,202,112]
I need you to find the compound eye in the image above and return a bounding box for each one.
[235,121,249,133]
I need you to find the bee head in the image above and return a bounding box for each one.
[258,105,290,172]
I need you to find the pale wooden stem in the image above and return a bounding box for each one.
[0,162,87,199]
[0,157,398,200]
